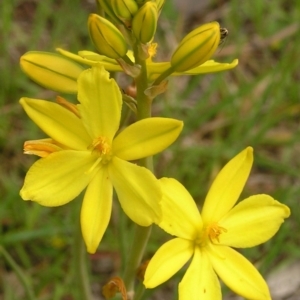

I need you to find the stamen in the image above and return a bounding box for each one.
[207,222,227,243]
[89,136,111,155]
[85,156,102,174]
[88,136,112,165]
[56,96,81,118]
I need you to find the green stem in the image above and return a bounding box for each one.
[136,60,152,120]
[152,66,175,87]
[73,221,93,300]
[0,245,36,300]
[122,44,154,298]
[133,280,146,300]
[123,225,152,293]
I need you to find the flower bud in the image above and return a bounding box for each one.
[88,14,128,59]
[132,1,158,44]
[96,0,121,25]
[155,0,165,13]
[20,52,84,93]
[111,0,138,22]
[171,22,220,72]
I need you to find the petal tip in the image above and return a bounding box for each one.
[246,146,253,154]
[20,187,31,201]
[244,146,254,163]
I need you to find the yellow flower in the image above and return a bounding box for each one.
[19,65,183,253]
[144,147,290,300]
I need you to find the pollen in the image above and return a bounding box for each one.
[207,222,227,243]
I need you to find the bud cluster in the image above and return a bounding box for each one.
[19,0,237,96]
[89,0,221,71]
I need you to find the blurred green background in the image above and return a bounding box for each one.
[1,0,299,299]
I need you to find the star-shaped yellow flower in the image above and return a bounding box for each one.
[144,147,290,300]
[20,65,183,253]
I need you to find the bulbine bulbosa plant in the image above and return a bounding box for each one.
[16,1,290,299]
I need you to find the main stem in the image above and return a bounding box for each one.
[74,220,93,300]
[123,48,154,298]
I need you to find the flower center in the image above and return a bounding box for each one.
[207,222,227,243]
[89,136,112,164]
[194,222,227,248]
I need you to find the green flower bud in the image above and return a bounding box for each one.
[111,0,138,22]
[96,0,121,25]
[155,0,165,13]
[88,14,128,59]
[20,51,84,93]
[132,1,158,44]
[171,22,220,72]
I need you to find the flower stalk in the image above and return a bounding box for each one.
[122,41,154,298]
[73,220,93,300]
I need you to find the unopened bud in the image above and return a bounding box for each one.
[96,0,121,25]
[171,22,220,72]
[20,52,84,93]
[132,1,158,44]
[111,0,138,22]
[88,14,128,59]
[155,0,165,13]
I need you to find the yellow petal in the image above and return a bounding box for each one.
[201,147,253,224]
[78,50,123,70]
[57,48,99,67]
[112,118,183,161]
[56,48,125,72]
[179,247,221,300]
[56,48,124,72]
[144,238,193,288]
[20,98,91,150]
[208,244,271,299]
[218,194,290,247]
[77,65,122,140]
[81,167,113,254]
[108,157,161,225]
[20,151,98,206]
[20,51,84,93]
[147,59,238,82]
[180,59,238,75]
[158,178,202,240]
